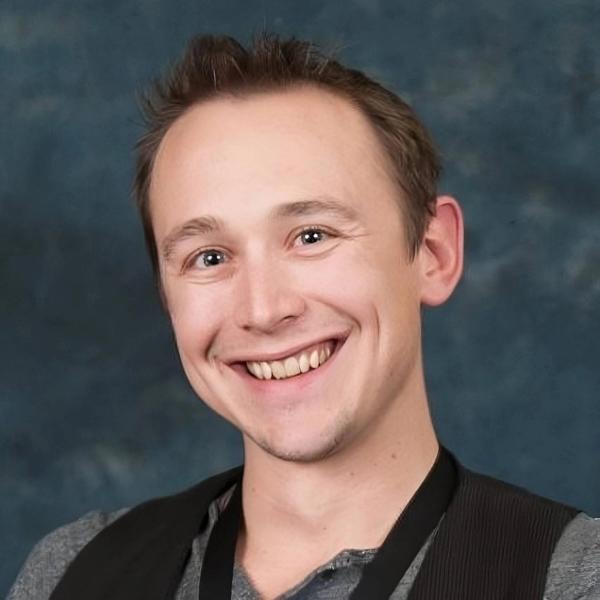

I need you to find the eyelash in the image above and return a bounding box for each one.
[182,226,333,272]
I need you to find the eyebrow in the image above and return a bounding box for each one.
[161,196,359,261]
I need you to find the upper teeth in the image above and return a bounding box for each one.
[246,341,335,380]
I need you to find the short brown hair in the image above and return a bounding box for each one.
[134,32,441,278]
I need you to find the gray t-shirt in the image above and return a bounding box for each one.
[7,487,600,600]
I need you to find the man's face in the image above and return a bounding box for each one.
[151,87,426,463]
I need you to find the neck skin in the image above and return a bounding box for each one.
[235,357,438,597]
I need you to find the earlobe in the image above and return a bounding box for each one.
[418,195,464,307]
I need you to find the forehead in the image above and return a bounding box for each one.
[150,86,400,234]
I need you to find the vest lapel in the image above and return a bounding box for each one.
[407,466,577,600]
[49,466,243,600]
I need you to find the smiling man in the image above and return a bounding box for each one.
[9,33,599,600]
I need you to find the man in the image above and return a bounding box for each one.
[9,33,599,600]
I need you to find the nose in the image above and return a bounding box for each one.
[232,254,305,334]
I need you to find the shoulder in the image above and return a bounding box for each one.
[6,468,242,600]
[7,508,129,600]
[456,465,580,531]
[463,466,600,598]
[461,467,575,509]
[544,512,600,599]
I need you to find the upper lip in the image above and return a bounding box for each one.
[223,333,349,365]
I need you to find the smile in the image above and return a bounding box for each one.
[245,339,336,380]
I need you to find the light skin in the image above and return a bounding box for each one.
[150,86,464,598]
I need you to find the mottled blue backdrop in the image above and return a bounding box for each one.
[2,0,599,594]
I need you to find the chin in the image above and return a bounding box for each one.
[246,414,353,464]
[254,437,340,463]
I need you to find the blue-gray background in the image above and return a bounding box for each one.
[2,0,599,594]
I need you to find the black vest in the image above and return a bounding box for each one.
[49,462,577,600]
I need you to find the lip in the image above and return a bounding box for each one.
[224,333,349,365]
[228,336,347,396]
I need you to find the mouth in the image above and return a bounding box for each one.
[228,335,347,390]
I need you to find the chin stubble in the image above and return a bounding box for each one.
[250,410,353,464]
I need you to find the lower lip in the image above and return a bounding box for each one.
[229,339,345,397]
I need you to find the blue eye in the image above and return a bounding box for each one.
[297,227,329,245]
[184,228,332,272]
[191,250,226,270]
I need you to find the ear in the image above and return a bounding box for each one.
[417,195,464,307]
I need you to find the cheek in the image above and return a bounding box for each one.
[312,238,415,309]
[297,254,375,325]
[164,280,225,356]
[334,242,421,356]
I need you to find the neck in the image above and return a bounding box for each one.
[236,388,438,589]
